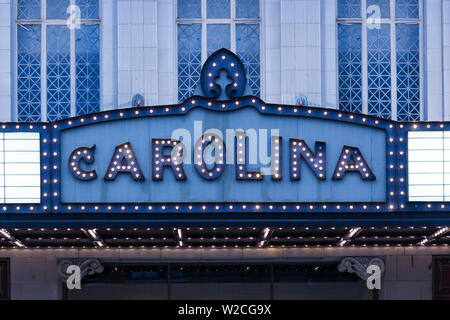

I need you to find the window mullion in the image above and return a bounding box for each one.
[419,0,423,120]
[201,0,207,64]
[390,0,397,121]
[361,0,368,115]
[41,0,47,121]
[70,25,76,117]
[231,0,236,52]
[231,22,236,52]
[70,0,77,117]
[203,18,234,23]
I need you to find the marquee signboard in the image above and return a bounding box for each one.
[0,49,449,218]
[59,106,385,204]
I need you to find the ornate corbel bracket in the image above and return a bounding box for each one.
[57,258,104,281]
[337,256,385,281]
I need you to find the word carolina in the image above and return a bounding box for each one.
[68,132,376,183]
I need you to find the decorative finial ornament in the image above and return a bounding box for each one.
[200,48,247,100]
[132,93,145,107]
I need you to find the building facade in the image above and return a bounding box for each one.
[5,0,450,122]
[0,0,449,300]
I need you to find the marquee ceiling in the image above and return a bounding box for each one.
[0,226,449,249]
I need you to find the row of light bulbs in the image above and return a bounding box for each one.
[4,243,450,250]
[13,203,450,211]
[6,226,431,233]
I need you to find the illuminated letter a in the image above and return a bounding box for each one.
[104,142,145,181]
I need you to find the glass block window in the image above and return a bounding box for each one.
[76,25,100,116]
[46,25,71,121]
[367,0,390,18]
[16,0,101,122]
[207,25,231,55]
[46,0,70,19]
[77,0,99,19]
[17,0,41,20]
[177,24,202,102]
[337,0,421,121]
[367,25,391,118]
[178,0,202,19]
[17,25,41,121]
[338,24,362,113]
[396,0,419,18]
[338,0,361,19]
[236,0,259,19]
[236,24,260,97]
[177,0,261,102]
[207,0,230,18]
[396,24,420,121]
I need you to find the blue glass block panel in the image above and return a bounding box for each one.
[76,24,100,116]
[207,25,230,56]
[396,24,420,121]
[338,24,362,113]
[367,0,390,18]
[17,25,41,122]
[396,0,419,19]
[47,26,71,121]
[207,0,230,18]
[236,24,260,97]
[178,24,201,102]
[367,25,391,119]
[177,0,201,19]
[76,0,99,19]
[338,0,361,18]
[17,0,41,20]
[236,0,259,19]
[47,0,70,19]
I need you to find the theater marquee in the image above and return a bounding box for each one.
[60,102,385,204]
[0,49,448,219]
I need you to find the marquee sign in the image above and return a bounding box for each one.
[52,49,389,213]
[0,48,449,217]
[59,106,385,204]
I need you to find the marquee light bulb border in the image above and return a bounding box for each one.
[0,48,446,215]
[0,110,449,214]
[46,94,397,214]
